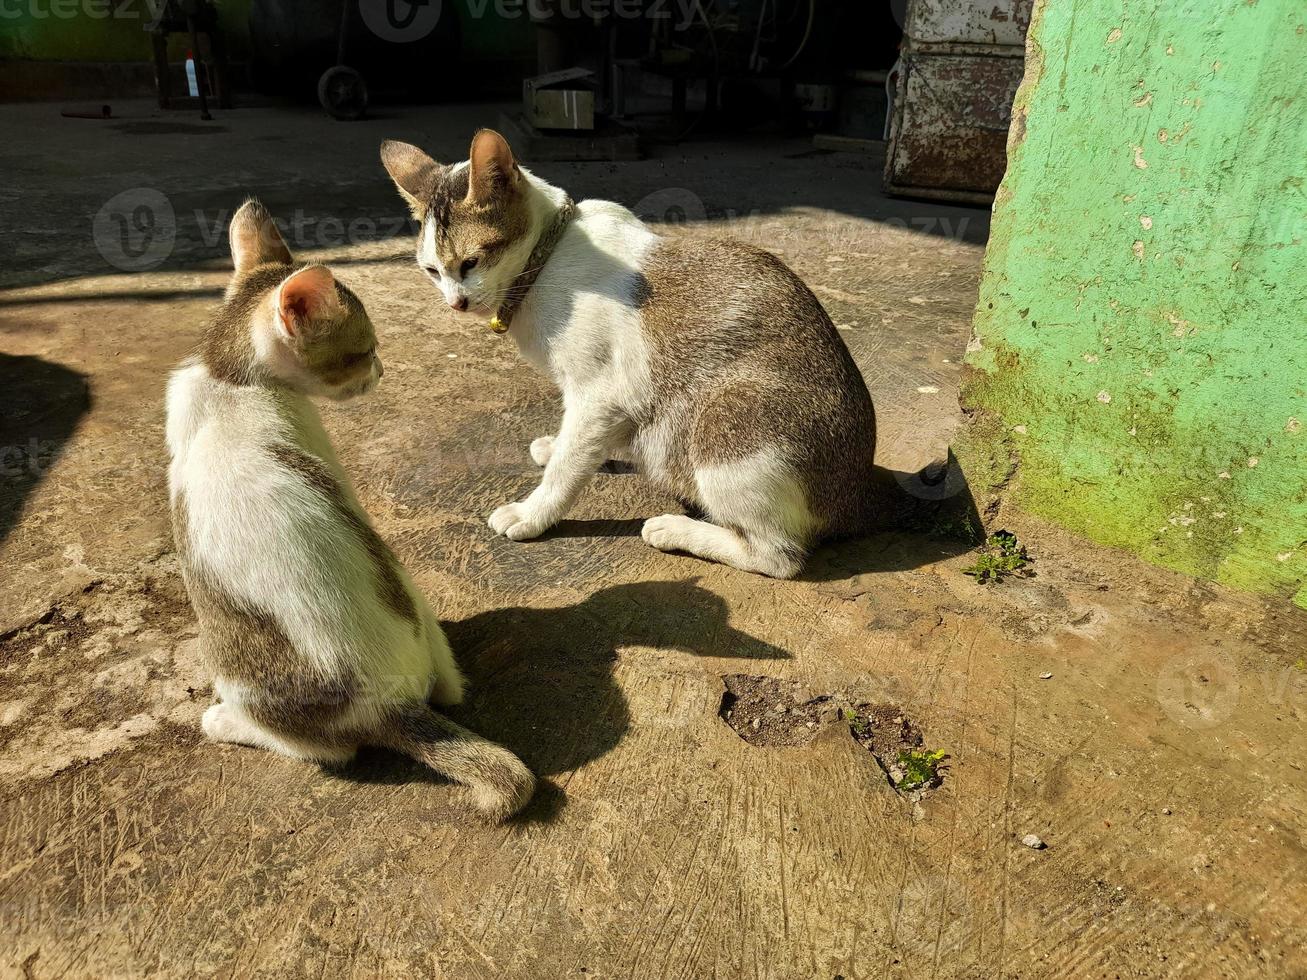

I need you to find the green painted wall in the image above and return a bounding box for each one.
[961,0,1306,607]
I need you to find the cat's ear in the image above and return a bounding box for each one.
[275,265,339,339]
[380,140,439,219]
[467,129,520,203]
[229,198,293,272]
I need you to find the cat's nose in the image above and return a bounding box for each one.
[449,296,468,311]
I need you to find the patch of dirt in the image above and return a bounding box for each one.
[719,675,841,747]
[719,675,945,796]
[844,701,924,762]
[0,564,201,769]
[0,588,99,670]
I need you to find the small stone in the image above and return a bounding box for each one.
[1021,834,1046,850]
[775,703,787,713]
[1162,807,1172,815]
[806,721,816,729]
[751,718,761,731]
[1039,672,1053,680]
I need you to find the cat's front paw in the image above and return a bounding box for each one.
[529,436,555,467]
[489,502,548,541]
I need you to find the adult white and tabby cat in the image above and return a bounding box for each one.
[166,198,534,820]
[381,130,878,579]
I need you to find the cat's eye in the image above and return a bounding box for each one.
[459,256,479,278]
[342,345,376,367]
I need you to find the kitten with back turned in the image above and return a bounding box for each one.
[381,130,879,578]
[166,199,534,821]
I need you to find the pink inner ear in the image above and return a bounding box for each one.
[278,266,338,336]
[468,130,517,201]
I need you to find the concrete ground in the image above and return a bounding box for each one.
[1,101,1304,978]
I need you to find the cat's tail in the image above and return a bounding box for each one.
[374,704,535,821]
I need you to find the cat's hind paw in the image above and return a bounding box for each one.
[489,501,548,541]
[641,513,700,552]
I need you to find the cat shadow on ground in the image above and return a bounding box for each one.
[803,457,985,581]
[0,354,91,546]
[528,454,984,582]
[343,579,789,824]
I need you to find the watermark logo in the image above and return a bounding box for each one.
[0,438,62,478]
[896,874,974,959]
[90,186,421,272]
[630,187,708,226]
[358,0,443,43]
[1156,654,1240,729]
[893,451,969,501]
[0,0,165,27]
[92,188,177,273]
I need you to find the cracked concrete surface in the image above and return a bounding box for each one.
[1,101,1305,978]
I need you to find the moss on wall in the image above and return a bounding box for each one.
[962,0,1306,607]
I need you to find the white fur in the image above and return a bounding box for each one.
[429,168,814,577]
[166,360,465,748]
[642,452,815,578]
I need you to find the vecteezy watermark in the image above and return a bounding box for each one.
[91,187,417,272]
[360,0,711,36]
[92,188,177,273]
[892,451,969,502]
[895,874,975,959]
[358,0,443,43]
[0,439,62,478]
[191,208,417,253]
[626,186,973,245]
[630,187,708,226]
[0,0,166,28]
[1156,654,1240,729]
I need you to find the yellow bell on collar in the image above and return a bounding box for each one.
[488,314,509,334]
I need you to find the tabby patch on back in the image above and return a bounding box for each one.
[383,130,877,578]
[166,197,534,820]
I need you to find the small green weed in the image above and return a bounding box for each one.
[926,512,980,543]
[843,707,869,736]
[895,749,948,791]
[964,529,1032,584]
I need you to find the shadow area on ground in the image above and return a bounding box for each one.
[523,455,983,581]
[0,354,91,546]
[4,117,987,294]
[804,455,984,580]
[335,579,789,824]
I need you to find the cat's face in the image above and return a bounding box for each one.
[380,131,531,318]
[212,200,383,399]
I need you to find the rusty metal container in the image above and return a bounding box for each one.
[885,0,1033,203]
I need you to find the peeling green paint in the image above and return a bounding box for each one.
[962,0,1307,607]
